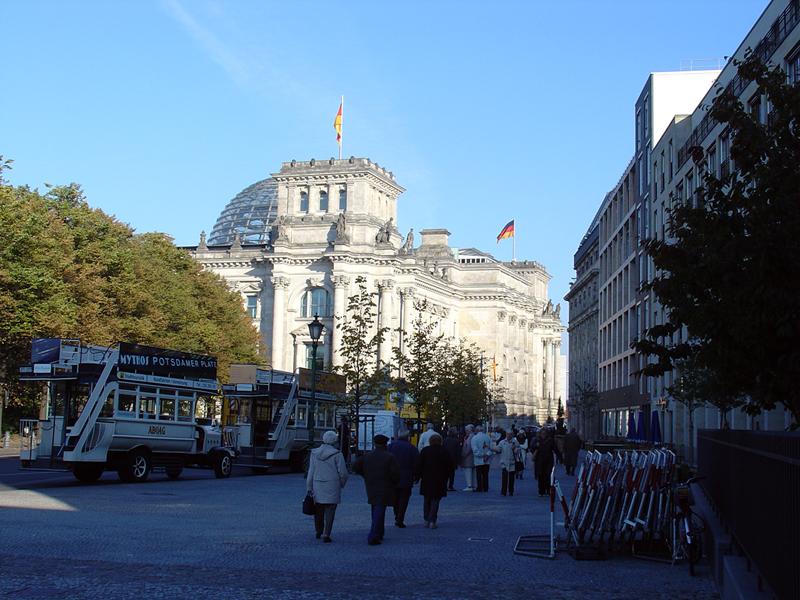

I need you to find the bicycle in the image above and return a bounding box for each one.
[669,475,707,575]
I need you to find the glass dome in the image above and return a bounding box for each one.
[208,178,278,245]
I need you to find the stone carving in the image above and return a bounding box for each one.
[271,276,290,288]
[543,300,553,316]
[375,218,393,244]
[335,212,348,242]
[498,311,507,322]
[274,215,288,242]
[333,275,351,288]
[402,228,414,254]
[554,303,561,319]
[231,233,242,250]
[198,231,207,250]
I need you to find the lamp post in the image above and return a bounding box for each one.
[307,315,324,445]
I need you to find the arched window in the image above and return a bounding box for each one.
[300,288,332,317]
[300,190,309,213]
[319,190,328,212]
[338,188,347,210]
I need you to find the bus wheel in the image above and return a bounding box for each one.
[166,466,183,480]
[213,452,233,478]
[73,463,104,483]
[119,450,151,483]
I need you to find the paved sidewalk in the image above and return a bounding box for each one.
[0,463,719,599]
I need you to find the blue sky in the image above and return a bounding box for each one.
[1,0,765,312]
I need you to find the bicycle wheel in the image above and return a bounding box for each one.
[686,512,706,575]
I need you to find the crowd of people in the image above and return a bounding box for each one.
[305,422,584,545]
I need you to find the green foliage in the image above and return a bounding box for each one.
[635,53,800,428]
[333,276,386,442]
[393,299,492,427]
[0,168,260,426]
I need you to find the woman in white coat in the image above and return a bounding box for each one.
[306,430,349,542]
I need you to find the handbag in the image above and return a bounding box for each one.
[302,492,315,516]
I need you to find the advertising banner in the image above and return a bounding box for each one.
[118,342,217,379]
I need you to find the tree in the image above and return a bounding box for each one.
[333,276,386,448]
[433,340,491,427]
[634,53,800,429]
[0,164,261,427]
[392,299,442,427]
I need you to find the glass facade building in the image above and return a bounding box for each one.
[208,178,278,246]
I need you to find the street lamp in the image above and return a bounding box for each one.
[307,314,324,445]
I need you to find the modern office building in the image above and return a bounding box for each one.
[645,0,800,454]
[188,157,565,421]
[570,0,799,453]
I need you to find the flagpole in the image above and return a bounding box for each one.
[339,95,344,160]
[512,221,516,262]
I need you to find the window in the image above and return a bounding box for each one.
[300,287,332,317]
[720,134,730,178]
[139,393,157,419]
[338,188,347,210]
[319,190,329,212]
[668,140,674,181]
[749,93,763,124]
[178,397,193,422]
[305,344,325,370]
[708,147,717,178]
[246,295,258,319]
[159,397,176,420]
[787,46,800,84]
[300,190,309,213]
[117,390,136,414]
[100,388,116,418]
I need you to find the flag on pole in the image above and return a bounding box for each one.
[496,220,515,243]
[333,101,343,144]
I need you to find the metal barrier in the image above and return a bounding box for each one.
[698,430,800,600]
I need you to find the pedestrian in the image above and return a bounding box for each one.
[533,428,563,497]
[442,427,461,491]
[460,424,476,491]
[470,425,494,492]
[418,422,436,450]
[353,434,401,545]
[563,427,583,476]
[515,431,528,480]
[497,430,520,496]
[338,416,351,466]
[306,430,349,543]
[416,432,454,528]
[388,429,419,528]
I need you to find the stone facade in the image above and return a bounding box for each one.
[188,158,565,420]
[564,208,600,439]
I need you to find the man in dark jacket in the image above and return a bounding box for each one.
[388,429,419,528]
[534,428,563,496]
[353,434,401,545]
[416,433,455,528]
[563,428,583,475]
[442,427,461,491]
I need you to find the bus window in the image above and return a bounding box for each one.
[159,398,176,420]
[117,391,136,415]
[139,394,157,419]
[178,398,193,422]
[100,388,116,418]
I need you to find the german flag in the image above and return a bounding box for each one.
[496,220,514,243]
[333,101,343,144]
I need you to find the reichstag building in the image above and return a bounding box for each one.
[188,157,564,419]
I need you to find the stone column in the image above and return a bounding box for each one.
[553,340,562,404]
[271,276,290,371]
[331,275,350,367]
[293,336,304,372]
[543,339,551,407]
[378,280,395,367]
